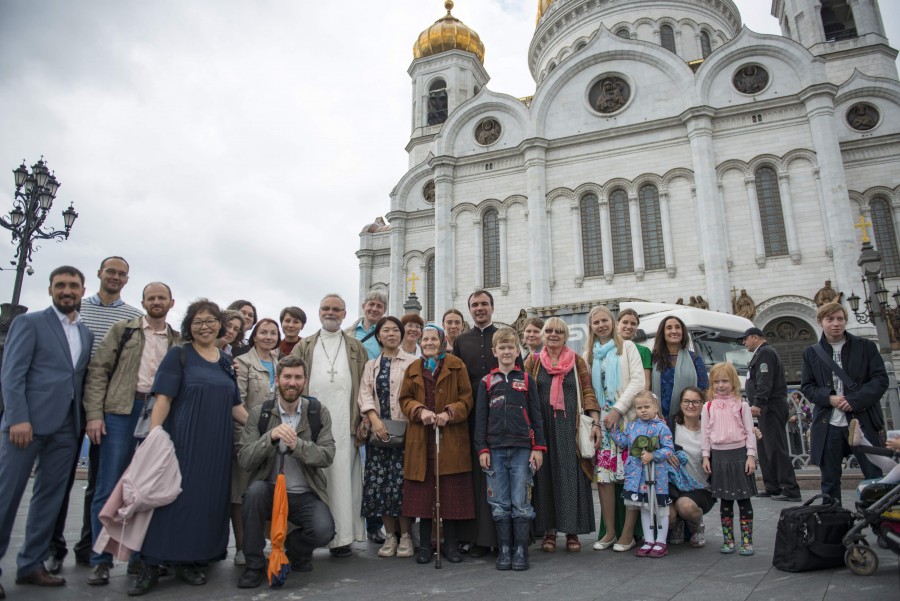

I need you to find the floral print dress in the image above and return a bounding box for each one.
[594,353,627,484]
[610,418,674,513]
[361,356,405,518]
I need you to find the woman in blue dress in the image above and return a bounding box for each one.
[130,299,249,595]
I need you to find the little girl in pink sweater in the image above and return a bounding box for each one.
[701,362,757,555]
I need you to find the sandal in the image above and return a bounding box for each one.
[565,534,581,552]
[541,533,557,553]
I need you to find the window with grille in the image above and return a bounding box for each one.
[609,189,634,273]
[660,24,676,52]
[755,167,789,257]
[483,209,500,288]
[639,185,665,270]
[871,198,900,278]
[700,31,712,58]
[580,194,603,277]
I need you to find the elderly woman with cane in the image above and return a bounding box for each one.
[400,324,474,565]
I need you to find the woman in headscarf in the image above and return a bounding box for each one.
[650,315,708,419]
[399,324,474,565]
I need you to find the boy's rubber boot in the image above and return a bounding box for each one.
[495,518,513,570]
[511,518,531,571]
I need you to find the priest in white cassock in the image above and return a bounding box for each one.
[291,294,368,556]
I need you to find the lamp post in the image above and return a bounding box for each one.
[846,239,900,430]
[0,157,78,342]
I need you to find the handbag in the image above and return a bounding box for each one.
[133,395,156,440]
[772,494,854,572]
[368,419,407,448]
[574,367,596,459]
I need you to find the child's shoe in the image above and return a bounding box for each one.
[720,542,735,554]
[739,518,753,556]
[635,543,653,557]
[720,516,735,554]
[495,519,512,571]
[649,543,668,558]
[511,519,531,571]
[739,544,754,556]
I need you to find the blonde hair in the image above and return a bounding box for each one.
[707,362,740,400]
[816,301,847,322]
[584,305,624,365]
[492,327,519,349]
[542,317,569,340]
[633,390,660,418]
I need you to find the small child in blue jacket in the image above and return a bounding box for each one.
[474,327,547,571]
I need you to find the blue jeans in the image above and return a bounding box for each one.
[819,424,882,504]
[90,400,143,565]
[484,447,534,520]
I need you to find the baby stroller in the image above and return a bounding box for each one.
[842,478,900,575]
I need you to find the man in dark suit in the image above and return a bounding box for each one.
[0,266,93,594]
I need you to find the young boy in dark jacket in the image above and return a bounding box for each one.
[474,328,547,571]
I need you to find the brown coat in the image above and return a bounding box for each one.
[399,354,473,481]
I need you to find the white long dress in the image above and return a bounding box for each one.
[310,329,365,547]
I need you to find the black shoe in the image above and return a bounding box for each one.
[74,554,91,567]
[441,543,463,563]
[773,494,802,502]
[755,491,778,498]
[237,568,265,589]
[175,567,206,586]
[367,529,386,545]
[44,556,63,575]
[329,545,352,558]
[127,566,159,596]
[87,564,110,586]
[291,554,313,572]
[414,546,434,564]
[511,520,531,571]
[495,520,512,571]
[0,581,5,599]
[468,544,489,558]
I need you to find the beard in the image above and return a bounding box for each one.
[53,298,81,315]
[279,385,302,403]
[321,317,341,332]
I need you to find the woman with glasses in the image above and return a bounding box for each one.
[650,315,708,418]
[666,387,715,548]
[131,300,249,595]
[524,317,601,553]
[400,314,424,357]
[216,310,245,358]
[357,317,417,558]
[230,318,282,565]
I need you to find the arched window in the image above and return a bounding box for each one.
[427,79,448,125]
[660,24,676,53]
[871,198,900,278]
[755,167,789,257]
[426,255,435,321]
[609,189,633,273]
[639,185,665,270]
[700,31,712,58]
[580,194,603,277]
[820,0,857,42]
[548,62,557,73]
[483,209,500,288]
[616,28,630,39]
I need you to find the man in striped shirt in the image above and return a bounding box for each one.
[46,257,143,573]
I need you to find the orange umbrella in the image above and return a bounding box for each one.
[267,451,291,587]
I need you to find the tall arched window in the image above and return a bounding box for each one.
[755,167,789,257]
[700,31,712,58]
[639,185,665,270]
[871,198,900,278]
[820,0,857,42]
[483,209,500,288]
[426,255,435,321]
[660,24,676,53]
[427,79,448,125]
[609,189,633,273]
[580,194,603,277]
[616,28,630,39]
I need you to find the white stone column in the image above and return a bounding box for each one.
[744,177,767,267]
[356,249,374,311]
[450,221,458,300]
[778,172,802,264]
[659,190,676,277]
[387,213,407,316]
[431,157,456,319]
[848,0,881,36]
[801,85,868,333]
[813,168,833,257]
[599,196,614,283]
[473,216,484,288]
[716,182,732,268]
[628,193,645,279]
[499,213,509,295]
[682,108,730,311]
[571,200,585,287]
[524,140,551,307]
[545,207,556,291]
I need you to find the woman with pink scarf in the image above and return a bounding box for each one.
[524,317,601,553]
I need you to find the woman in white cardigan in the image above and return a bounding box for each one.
[585,305,645,552]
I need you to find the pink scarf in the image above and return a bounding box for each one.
[540,346,576,414]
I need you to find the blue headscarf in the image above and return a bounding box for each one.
[422,323,447,374]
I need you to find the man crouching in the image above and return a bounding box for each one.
[237,355,336,588]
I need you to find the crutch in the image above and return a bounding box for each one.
[434,424,442,569]
[644,462,658,543]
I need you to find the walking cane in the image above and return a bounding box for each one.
[434,424,442,569]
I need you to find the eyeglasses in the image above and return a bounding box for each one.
[319,306,345,313]
[681,399,703,407]
[191,318,219,328]
[102,268,128,278]
[544,328,566,335]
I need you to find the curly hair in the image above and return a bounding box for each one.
[181,299,226,342]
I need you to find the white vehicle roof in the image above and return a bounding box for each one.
[621,302,755,337]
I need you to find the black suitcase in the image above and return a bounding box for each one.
[773,494,854,572]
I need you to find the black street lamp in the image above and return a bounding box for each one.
[0,157,78,338]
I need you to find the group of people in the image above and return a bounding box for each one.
[0,257,894,597]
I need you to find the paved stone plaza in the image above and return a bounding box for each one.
[1,479,897,601]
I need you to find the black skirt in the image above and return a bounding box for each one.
[669,485,716,514]
[709,448,757,501]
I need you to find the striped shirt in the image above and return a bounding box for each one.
[80,294,143,357]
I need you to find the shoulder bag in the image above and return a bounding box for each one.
[574,363,596,459]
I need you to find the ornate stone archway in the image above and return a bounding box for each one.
[754,296,820,384]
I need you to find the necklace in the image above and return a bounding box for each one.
[319,335,344,382]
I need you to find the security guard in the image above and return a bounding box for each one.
[743,327,801,501]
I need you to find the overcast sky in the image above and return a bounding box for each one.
[1,0,898,332]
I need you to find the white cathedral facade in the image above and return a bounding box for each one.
[357,0,900,371]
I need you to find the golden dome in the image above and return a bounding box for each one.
[413,1,485,64]
[536,0,556,25]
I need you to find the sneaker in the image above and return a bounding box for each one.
[377,535,399,557]
[720,542,735,554]
[233,550,246,565]
[689,522,706,548]
[396,533,415,558]
[668,519,685,545]
[649,543,668,558]
[848,418,862,447]
[739,544,754,556]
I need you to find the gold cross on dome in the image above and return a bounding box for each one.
[854,215,873,244]
[407,272,420,294]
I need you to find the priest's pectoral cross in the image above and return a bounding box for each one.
[854,215,873,244]
[327,366,337,382]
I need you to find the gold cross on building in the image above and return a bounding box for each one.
[854,215,873,244]
[407,271,420,294]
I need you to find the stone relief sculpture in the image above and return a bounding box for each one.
[695,295,709,310]
[847,103,879,131]
[732,288,756,319]
[733,64,769,94]
[475,119,501,145]
[813,280,843,307]
[423,180,435,203]
[589,76,630,114]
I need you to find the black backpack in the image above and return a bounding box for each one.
[257,396,322,442]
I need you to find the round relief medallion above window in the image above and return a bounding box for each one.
[588,75,631,114]
[846,102,879,131]
[474,118,502,145]
[733,64,769,95]
[423,180,435,203]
